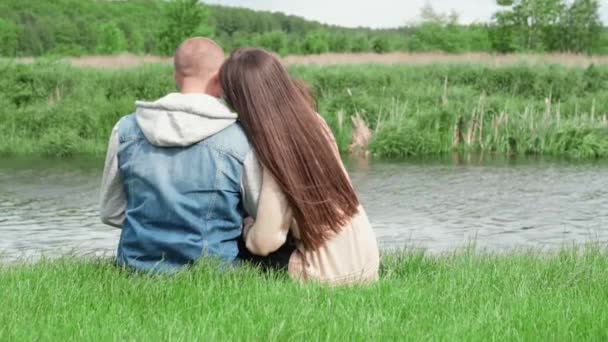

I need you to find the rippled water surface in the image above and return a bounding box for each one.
[1,156,607,262]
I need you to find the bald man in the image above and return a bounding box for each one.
[173,37,224,96]
[99,38,264,273]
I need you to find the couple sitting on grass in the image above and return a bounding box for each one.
[100,37,379,285]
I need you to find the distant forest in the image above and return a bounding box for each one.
[0,0,606,57]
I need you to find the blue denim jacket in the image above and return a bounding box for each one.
[115,114,252,273]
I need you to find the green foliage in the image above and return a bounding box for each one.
[302,31,330,54]
[492,0,603,53]
[407,24,493,53]
[254,31,289,56]
[371,36,391,53]
[2,63,608,158]
[0,0,604,57]
[408,23,457,52]
[489,19,519,53]
[128,30,145,53]
[0,19,20,57]
[96,22,127,55]
[40,128,83,157]
[563,0,603,53]
[0,0,159,56]
[348,34,371,53]
[156,0,214,56]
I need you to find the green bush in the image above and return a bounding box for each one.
[0,19,20,57]
[349,35,371,53]
[255,31,289,56]
[302,31,330,54]
[2,62,608,158]
[96,22,127,54]
[371,36,391,53]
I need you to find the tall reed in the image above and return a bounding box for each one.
[1,61,607,158]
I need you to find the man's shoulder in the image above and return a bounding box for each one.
[219,121,247,138]
[203,122,252,161]
[113,113,135,128]
[115,114,142,141]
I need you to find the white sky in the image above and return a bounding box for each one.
[204,0,608,28]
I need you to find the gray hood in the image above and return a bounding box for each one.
[135,93,237,147]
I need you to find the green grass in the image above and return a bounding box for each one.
[1,61,608,158]
[1,248,608,340]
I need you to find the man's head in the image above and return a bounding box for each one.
[174,37,225,96]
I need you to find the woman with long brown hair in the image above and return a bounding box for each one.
[220,48,379,285]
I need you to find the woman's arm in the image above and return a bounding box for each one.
[244,167,292,256]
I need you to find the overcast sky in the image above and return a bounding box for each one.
[204,0,608,28]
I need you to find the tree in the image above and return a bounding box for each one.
[420,3,447,24]
[491,0,576,51]
[96,22,127,54]
[523,0,564,50]
[491,0,602,53]
[157,0,214,56]
[490,5,520,52]
[419,3,459,26]
[562,0,602,53]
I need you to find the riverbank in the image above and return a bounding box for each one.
[1,61,607,158]
[12,52,608,69]
[1,249,607,340]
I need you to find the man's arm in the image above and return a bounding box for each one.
[99,122,126,228]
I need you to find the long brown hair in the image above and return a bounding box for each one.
[219,48,360,250]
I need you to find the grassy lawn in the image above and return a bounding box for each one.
[1,248,607,341]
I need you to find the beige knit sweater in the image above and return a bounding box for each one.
[243,167,380,285]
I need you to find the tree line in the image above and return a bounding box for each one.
[491,0,606,53]
[0,0,605,57]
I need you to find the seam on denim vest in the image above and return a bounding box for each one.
[205,150,221,221]
[123,139,145,199]
[195,141,247,163]
[118,116,145,201]
[215,143,247,162]
[119,135,142,143]
[193,124,250,162]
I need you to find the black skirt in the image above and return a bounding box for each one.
[236,233,297,272]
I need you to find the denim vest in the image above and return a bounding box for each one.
[115,114,251,273]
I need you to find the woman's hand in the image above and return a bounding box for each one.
[243,217,255,239]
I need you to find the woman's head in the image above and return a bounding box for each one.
[219,48,360,250]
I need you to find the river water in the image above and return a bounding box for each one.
[1,156,607,262]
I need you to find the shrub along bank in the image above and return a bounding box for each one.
[1,61,607,158]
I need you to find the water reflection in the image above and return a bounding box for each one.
[1,155,607,262]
